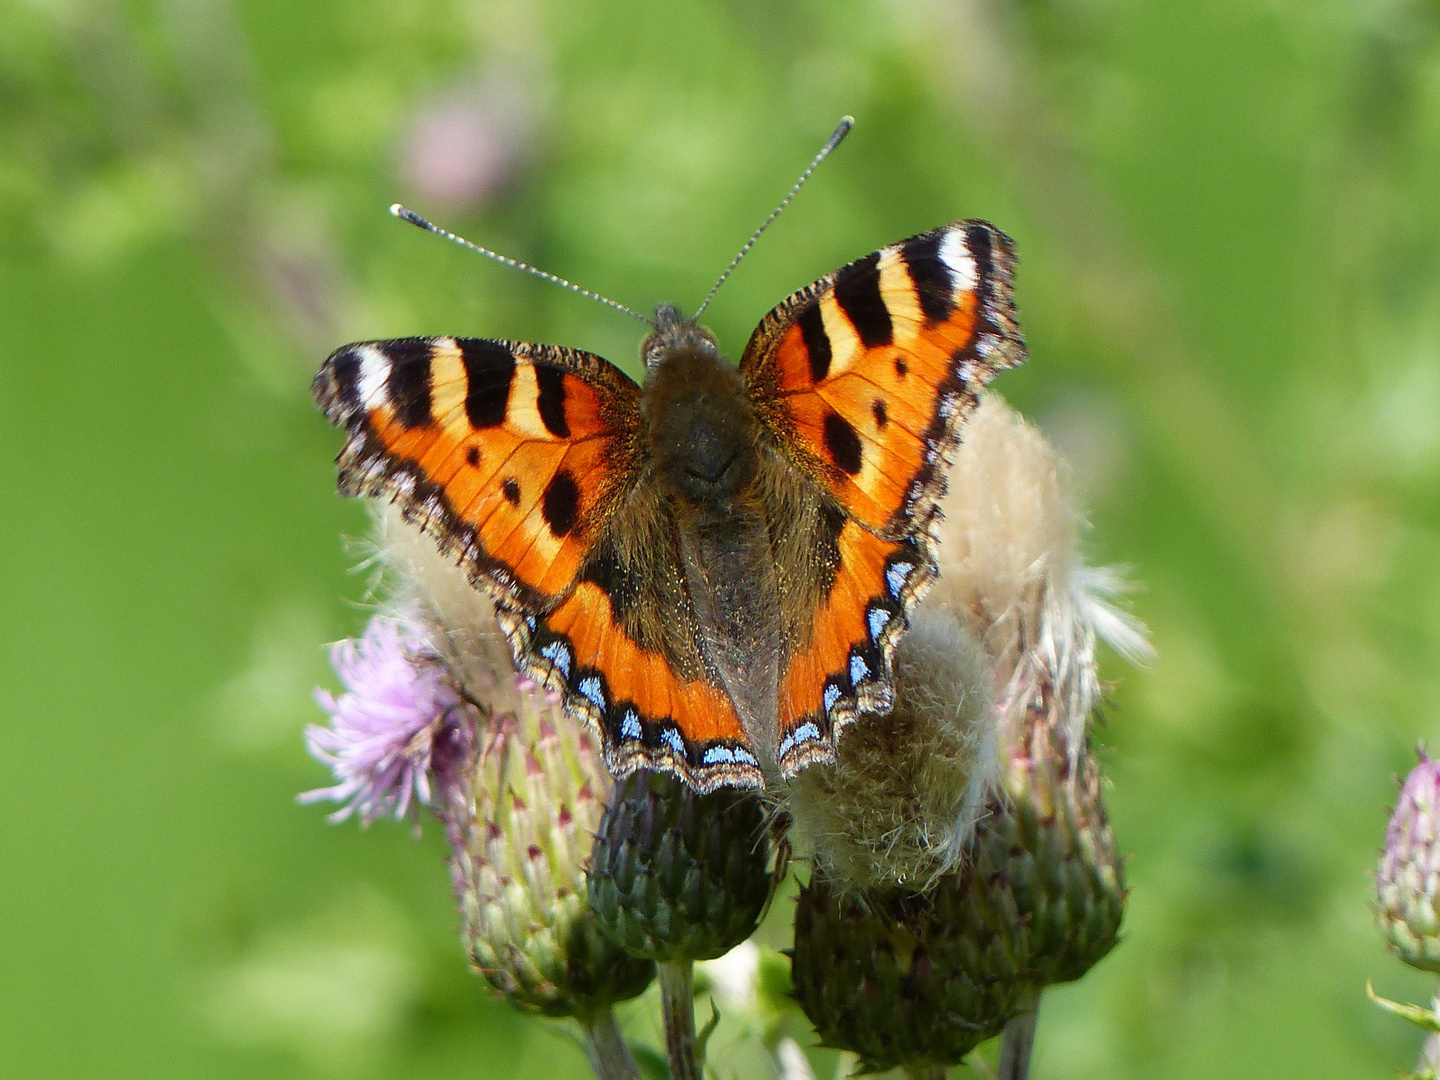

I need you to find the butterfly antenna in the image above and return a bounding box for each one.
[389,204,654,327]
[693,115,854,320]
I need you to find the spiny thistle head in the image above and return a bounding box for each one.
[455,686,655,1015]
[588,769,775,963]
[1377,749,1440,974]
[790,868,1020,1073]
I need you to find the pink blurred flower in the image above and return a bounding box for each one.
[397,66,542,212]
[301,616,472,825]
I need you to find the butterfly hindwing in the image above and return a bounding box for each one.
[742,222,1026,774]
[314,336,642,608]
[757,461,934,775]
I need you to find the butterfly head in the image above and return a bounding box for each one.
[638,304,760,506]
[641,303,720,374]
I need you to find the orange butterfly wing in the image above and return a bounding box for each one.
[314,336,760,790]
[314,336,640,606]
[740,223,1027,773]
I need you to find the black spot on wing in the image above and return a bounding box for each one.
[798,303,831,383]
[872,399,888,429]
[542,469,580,537]
[535,366,570,438]
[823,411,863,476]
[465,446,480,467]
[385,340,434,429]
[833,252,892,348]
[902,232,956,325]
[503,478,521,505]
[459,339,515,429]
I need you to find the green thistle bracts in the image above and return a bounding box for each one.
[974,715,1125,987]
[455,695,655,1017]
[588,769,774,963]
[791,868,1020,1072]
[1377,753,1440,974]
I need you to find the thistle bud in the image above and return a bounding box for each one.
[789,868,1018,1072]
[588,769,774,963]
[966,708,1125,990]
[1377,750,1440,974]
[913,398,1135,990]
[454,690,655,1015]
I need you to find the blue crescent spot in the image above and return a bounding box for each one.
[703,746,736,765]
[780,721,821,756]
[660,727,686,755]
[540,641,572,678]
[823,683,842,714]
[849,653,870,685]
[621,710,643,741]
[886,562,914,598]
[733,746,759,766]
[578,676,606,711]
[867,607,890,641]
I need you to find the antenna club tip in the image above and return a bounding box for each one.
[839,115,855,128]
[389,203,406,217]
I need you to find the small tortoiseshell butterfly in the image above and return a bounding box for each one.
[314,124,1026,792]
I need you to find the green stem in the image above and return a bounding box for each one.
[998,999,1040,1080]
[581,1007,639,1080]
[659,959,703,1080]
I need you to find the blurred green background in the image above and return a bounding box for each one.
[5,0,1440,1076]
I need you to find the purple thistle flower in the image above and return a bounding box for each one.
[301,615,472,826]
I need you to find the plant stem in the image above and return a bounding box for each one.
[998,1000,1040,1080]
[581,1007,640,1080]
[902,1066,947,1080]
[659,959,703,1080]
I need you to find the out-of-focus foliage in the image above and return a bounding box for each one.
[4,0,1440,1076]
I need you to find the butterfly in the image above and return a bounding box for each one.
[314,221,1025,792]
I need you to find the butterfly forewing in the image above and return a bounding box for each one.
[314,336,642,608]
[742,222,1025,539]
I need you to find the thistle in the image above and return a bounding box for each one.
[1377,750,1440,974]
[449,686,656,1018]
[787,398,1145,1076]
[304,504,654,1078]
[588,768,775,1080]
[588,769,774,965]
[790,867,1021,1072]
